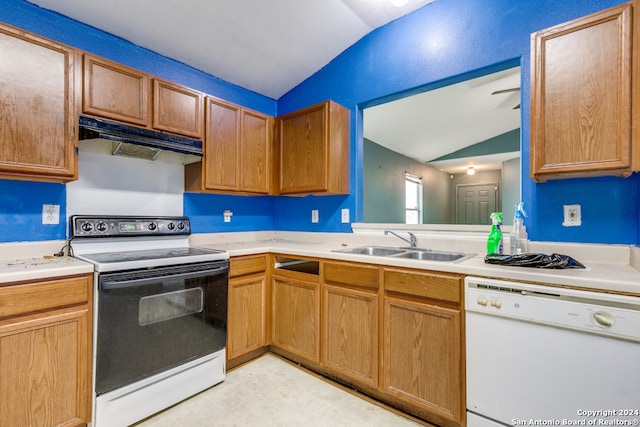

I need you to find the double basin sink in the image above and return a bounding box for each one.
[332,246,476,263]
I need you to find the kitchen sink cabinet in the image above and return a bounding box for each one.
[0,274,93,427]
[382,268,464,427]
[530,3,634,181]
[271,257,320,363]
[321,261,379,389]
[227,255,270,367]
[0,23,79,182]
[277,100,350,195]
[185,96,273,194]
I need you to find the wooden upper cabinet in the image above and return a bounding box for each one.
[84,55,205,139]
[202,97,241,190]
[530,3,633,181]
[83,53,149,126]
[241,109,273,193]
[278,100,350,195]
[153,78,204,139]
[0,23,79,182]
[185,96,273,194]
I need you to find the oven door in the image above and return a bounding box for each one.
[96,260,228,395]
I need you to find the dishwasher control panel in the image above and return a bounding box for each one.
[465,277,640,343]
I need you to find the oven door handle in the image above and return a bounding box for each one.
[100,264,228,290]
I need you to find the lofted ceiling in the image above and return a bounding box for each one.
[364,66,522,174]
[29,0,435,99]
[28,0,520,172]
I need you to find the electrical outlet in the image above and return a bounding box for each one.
[311,210,319,223]
[223,210,233,223]
[341,208,350,223]
[562,204,581,227]
[42,204,60,225]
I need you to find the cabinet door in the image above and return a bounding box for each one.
[322,284,378,388]
[272,276,320,363]
[279,103,328,193]
[153,78,203,138]
[227,275,268,360]
[0,309,91,427]
[278,100,349,195]
[240,109,272,193]
[0,23,78,181]
[383,296,463,425]
[530,4,632,181]
[203,97,240,190]
[83,53,149,126]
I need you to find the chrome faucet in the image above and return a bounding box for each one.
[384,230,417,248]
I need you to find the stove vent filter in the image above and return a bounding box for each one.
[111,142,162,160]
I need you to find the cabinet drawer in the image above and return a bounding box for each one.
[324,261,378,290]
[0,275,91,320]
[384,268,461,303]
[230,255,267,278]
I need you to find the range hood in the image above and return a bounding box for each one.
[78,115,202,162]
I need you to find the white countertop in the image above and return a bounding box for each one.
[0,256,94,284]
[1,233,638,295]
[190,231,640,296]
[0,240,94,284]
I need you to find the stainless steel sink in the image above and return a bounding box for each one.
[332,246,475,263]
[394,249,474,262]
[334,246,406,256]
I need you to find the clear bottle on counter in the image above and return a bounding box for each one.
[510,202,528,254]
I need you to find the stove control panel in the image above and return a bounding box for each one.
[71,216,191,237]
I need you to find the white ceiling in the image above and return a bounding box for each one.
[29,0,520,172]
[364,66,521,174]
[29,0,435,99]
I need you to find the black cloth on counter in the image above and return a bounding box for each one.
[484,253,586,269]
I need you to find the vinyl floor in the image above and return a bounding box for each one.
[135,353,426,427]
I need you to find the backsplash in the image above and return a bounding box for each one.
[66,149,184,219]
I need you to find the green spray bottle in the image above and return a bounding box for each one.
[487,212,503,254]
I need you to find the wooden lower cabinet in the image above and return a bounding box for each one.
[0,274,93,427]
[271,268,320,364]
[321,261,379,389]
[229,256,466,427]
[383,296,463,426]
[382,268,465,427]
[227,255,269,366]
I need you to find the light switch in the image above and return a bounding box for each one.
[341,208,350,223]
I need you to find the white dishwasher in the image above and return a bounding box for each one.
[465,277,640,427]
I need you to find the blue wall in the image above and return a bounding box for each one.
[279,0,639,245]
[0,0,277,242]
[0,181,66,242]
[1,0,639,245]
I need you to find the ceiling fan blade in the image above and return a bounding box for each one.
[491,87,520,95]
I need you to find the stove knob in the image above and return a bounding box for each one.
[96,222,108,232]
[177,222,185,230]
[81,222,94,232]
[167,222,175,231]
[148,222,157,231]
